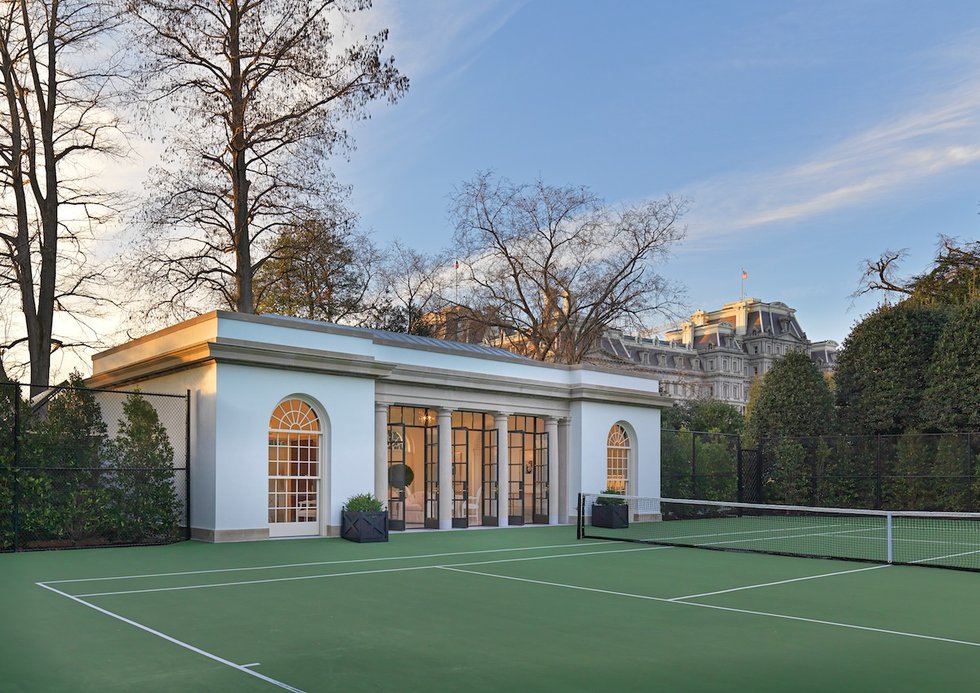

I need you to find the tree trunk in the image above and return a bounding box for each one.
[228,0,253,313]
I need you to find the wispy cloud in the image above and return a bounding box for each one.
[360,0,525,81]
[682,73,980,241]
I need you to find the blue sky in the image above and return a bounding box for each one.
[335,0,980,344]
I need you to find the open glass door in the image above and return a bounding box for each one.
[387,423,407,531]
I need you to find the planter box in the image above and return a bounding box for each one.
[341,510,389,543]
[591,503,629,529]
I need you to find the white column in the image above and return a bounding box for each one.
[558,417,570,524]
[374,404,388,505]
[546,416,559,525]
[438,408,453,530]
[495,412,510,527]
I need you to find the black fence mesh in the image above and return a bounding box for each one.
[661,430,740,501]
[661,430,979,512]
[0,382,189,551]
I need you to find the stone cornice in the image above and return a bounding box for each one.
[88,332,669,410]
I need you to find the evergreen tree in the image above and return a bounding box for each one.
[661,399,744,435]
[834,304,949,434]
[0,368,17,549]
[109,392,181,543]
[921,302,980,432]
[747,350,835,441]
[26,372,110,544]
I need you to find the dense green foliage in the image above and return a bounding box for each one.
[23,373,111,543]
[344,493,384,512]
[746,351,834,443]
[0,375,17,548]
[108,393,182,543]
[835,304,949,434]
[921,302,980,433]
[660,429,738,501]
[662,399,744,435]
[2,378,183,550]
[595,489,626,506]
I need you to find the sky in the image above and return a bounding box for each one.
[8,0,980,380]
[332,0,980,344]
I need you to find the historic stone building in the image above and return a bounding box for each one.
[591,298,838,412]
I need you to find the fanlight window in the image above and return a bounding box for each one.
[606,424,631,493]
[268,400,321,525]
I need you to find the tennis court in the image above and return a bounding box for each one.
[3,522,979,692]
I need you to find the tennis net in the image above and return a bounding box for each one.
[577,493,980,572]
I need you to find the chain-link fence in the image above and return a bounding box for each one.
[0,381,189,551]
[661,430,980,512]
[661,429,740,501]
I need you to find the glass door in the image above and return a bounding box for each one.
[387,424,407,531]
[424,425,439,529]
[452,428,469,528]
[532,431,549,524]
[508,430,525,525]
[482,428,498,526]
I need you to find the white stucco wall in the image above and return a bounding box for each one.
[213,363,376,533]
[90,312,669,540]
[570,401,661,514]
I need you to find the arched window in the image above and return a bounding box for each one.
[268,399,321,535]
[606,424,631,493]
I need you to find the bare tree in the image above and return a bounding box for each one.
[857,235,980,306]
[127,0,408,317]
[367,240,450,335]
[254,207,378,323]
[450,173,686,364]
[0,0,124,393]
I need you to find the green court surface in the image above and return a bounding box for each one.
[2,526,979,692]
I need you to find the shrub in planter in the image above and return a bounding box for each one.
[341,493,389,543]
[592,489,629,529]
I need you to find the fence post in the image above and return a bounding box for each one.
[874,434,883,510]
[757,439,765,503]
[12,383,20,552]
[691,432,698,499]
[185,389,192,541]
[964,433,974,512]
[736,439,743,502]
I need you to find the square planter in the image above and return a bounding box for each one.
[591,503,629,529]
[341,510,389,543]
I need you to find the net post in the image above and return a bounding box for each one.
[886,512,893,564]
[576,493,583,540]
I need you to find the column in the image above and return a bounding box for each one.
[438,408,453,530]
[558,417,570,524]
[374,404,388,505]
[546,416,559,525]
[495,412,510,527]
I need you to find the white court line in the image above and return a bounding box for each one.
[36,582,305,692]
[911,547,980,564]
[46,523,841,587]
[667,564,891,601]
[42,541,610,585]
[72,546,671,598]
[439,566,980,649]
